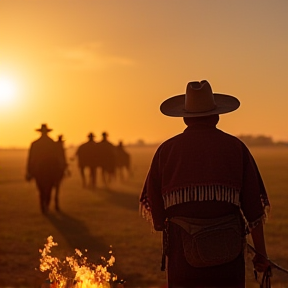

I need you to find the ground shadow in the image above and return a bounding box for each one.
[46,211,110,260]
[45,211,160,287]
[94,187,139,211]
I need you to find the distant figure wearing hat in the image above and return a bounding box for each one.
[97,132,117,186]
[56,135,70,178]
[26,124,63,214]
[140,81,270,288]
[53,135,70,210]
[74,132,99,188]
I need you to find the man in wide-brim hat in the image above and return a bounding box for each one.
[27,124,55,182]
[140,80,270,288]
[26,123,63,213]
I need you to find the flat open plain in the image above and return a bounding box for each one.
[0,146,287,288]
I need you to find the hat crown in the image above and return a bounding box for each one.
[185,80,216,113]
[159,80,240,117]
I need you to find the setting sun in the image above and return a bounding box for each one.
[0,76,17,106]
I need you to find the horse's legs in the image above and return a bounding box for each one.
[118,166,124,181]
[101,168,107,186]
[110,170,116,183]
[80,166,86,187]
[126,162,133,178]
[90,167,97,188]
[118,164,130,182]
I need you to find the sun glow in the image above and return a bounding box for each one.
[0,76,17,106]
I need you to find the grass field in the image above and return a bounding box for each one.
[0,146,288,288]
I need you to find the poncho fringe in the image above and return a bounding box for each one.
[163,184,240,209]
[140,184,241,224]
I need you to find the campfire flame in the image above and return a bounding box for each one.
[39,236,117,288]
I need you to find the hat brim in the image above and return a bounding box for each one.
[35,128,53,132]
[160,93,240,117]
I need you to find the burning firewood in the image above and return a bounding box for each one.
[38,236,117,288]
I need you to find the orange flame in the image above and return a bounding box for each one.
[39,236,117,288]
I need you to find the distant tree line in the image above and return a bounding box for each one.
[64,135,288,149]
[237,135,288,147]
[130,135,288,148]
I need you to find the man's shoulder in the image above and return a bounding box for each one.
[156,133,183,150]
[31,136,54,146]
[218,129,247,146]
[78,141,90,148]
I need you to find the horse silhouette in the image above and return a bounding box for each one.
[115,141,131,181]
[74,132,99,188]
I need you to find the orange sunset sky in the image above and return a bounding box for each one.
[0,0,287,149]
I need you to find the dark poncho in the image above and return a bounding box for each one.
[140,115,270,287]
[140,115,269,228]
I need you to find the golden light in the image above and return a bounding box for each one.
[0,76,17,106]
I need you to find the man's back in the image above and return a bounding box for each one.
[157,124,245,190]
[27,135,61,179]
[97,139,116,171]
[76,140,99,168]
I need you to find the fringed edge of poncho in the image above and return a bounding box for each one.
[245,198,270,234]
[139,184,241,225]
[139,184,270,229]
[162,184,241,209]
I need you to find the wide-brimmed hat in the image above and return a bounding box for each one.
[160,80,240,117]
[87,132,95,138]
[35,124,53,132]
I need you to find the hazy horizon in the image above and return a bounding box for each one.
[1,132,287,150]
